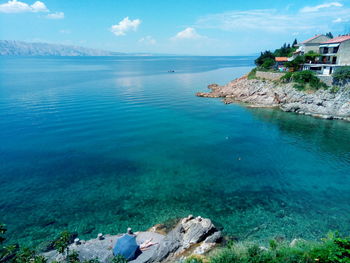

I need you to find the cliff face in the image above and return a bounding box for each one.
[196,75,350,121]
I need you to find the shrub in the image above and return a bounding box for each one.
[247,68,257,80]
[333,66,350,82]
[111,255,128,263]
[261,58,275,69]
[281,70,328,90]
[210,249,239,263]
[184,255,206,263]
[285,55,305,71]
[255,51,275,67]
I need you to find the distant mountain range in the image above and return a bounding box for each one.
[0,40,126,56]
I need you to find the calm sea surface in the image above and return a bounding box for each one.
[1,56,350,247]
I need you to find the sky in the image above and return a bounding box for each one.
[1,0,350,55]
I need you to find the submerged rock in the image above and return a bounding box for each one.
[196,75,350,121]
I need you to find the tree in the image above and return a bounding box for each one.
[326,32,334,39]
[255,50,275,67]
[292,38,298,46]
[54,231,71,263]
[285,55,305,71]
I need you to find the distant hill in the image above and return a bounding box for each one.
[0,40,124,56]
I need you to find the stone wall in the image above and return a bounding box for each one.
[256,71,285,81]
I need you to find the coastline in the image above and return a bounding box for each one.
[196,74,350,121]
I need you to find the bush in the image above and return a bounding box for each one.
[261,58,275,69]
[333,66,350,82]
[285,55,305,71]
[210,249,239,263]
[247,68,257,80]
[255,51,275,67]
[281,70,328,90]
[111,255,128,263]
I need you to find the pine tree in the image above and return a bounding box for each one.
[292,39,298,46]
[326,32,334,39]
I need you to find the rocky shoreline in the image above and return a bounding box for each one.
[196,75,350,121]
[43,215,222,263]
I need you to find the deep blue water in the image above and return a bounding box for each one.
[1,56,350,247]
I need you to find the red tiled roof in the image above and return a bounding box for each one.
[275,57,289,62]
[301,34,322,44]
[321,35,350,44]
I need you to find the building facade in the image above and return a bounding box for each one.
[302,35,350,75]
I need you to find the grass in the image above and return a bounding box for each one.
[183,232,350,263]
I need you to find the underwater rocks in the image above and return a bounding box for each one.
[43,215,222,263]
[196,75,350,121]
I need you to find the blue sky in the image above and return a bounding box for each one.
[1,0,350,55]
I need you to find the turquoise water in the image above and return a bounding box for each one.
[1,56,350,247]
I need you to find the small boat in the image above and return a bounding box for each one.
[168,70,175,73]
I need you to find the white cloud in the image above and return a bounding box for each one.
[172,27,204,40]
[300,2,343,13]
[196,7,350,33]
[110,17,141,36]
[46,11,64,19]
[332,17,346,23]
[139,36,156,45]
[0,0,48,13]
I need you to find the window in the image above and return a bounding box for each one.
[333,47,339,53]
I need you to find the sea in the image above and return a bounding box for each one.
[1,56,350,247]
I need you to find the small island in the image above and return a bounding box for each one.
[197,34,350,121]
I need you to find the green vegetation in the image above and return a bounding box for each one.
[255,51,275,69]
[247,68,257,80]
[255,42,298,70]
[202,232,350,263]
[54,231,72,263]
[333,66,350,82]
[281,70,328,91]
[326,32,334,39]
[111,255,128,263]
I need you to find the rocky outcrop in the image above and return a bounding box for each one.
[146,215,221,263]
[196,75,350,121]
[43,215,222,263]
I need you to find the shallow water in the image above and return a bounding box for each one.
[1,56,350,247]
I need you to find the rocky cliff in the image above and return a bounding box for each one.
[196,75,350,121]
[43,215,222,263]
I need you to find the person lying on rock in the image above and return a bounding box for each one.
[113,228,158,261]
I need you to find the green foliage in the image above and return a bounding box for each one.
[333,66,350,82]
[54,231,71,255]
[285,55,305,71]
[281,70,328,90]
[111,255,128,263]
[184,255,205,263]
[83,259,101,263]
[292,39,298,47]
[330,86,340,93]
[326,32,334,39]
[68,250,80,263]
[274,43,297,57]
[255,51,275,67]
[210,249,239,263]
[269,239,278,250]
[304,51,321,63]
[261,58,275,70]
[13,247,47,263]
[247,68,257,80]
